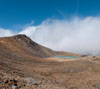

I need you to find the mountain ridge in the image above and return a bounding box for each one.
[0,34,57,58]
[0,34,79,59]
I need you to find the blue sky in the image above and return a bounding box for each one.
[0,0,100,54]
[0,0,100,29]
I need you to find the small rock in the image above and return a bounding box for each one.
[24,77,34,85]
[0,73,3,79]
[4,79,9,84]
[34,83,39,86]
[93,84,100,88]
[69,87,78,89]
[12,85,19,89]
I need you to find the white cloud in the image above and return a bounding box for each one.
[0,16,100,55]
[19,26,36,36]
[0,28,15,37]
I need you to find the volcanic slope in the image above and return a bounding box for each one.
[0,34,58,58]
[0,34,87,89]
[0,34,79,59]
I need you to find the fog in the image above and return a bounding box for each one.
[0,16,100,55]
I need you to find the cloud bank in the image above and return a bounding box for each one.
[0,16,100,55]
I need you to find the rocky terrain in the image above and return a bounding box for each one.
[0,34,100,89]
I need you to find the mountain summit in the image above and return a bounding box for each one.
[0,34,57,59]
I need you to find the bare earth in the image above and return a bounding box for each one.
[0,35,100,89]
[1,57,100,89]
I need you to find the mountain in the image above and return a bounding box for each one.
[0,34,79,59]
[0,34,57,58]
[0,34,79,78]
[1,34,100,89]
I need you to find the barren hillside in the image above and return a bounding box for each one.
[0,34,100,89]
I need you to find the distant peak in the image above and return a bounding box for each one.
[14,34,27,38]
[13,34,29,40]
